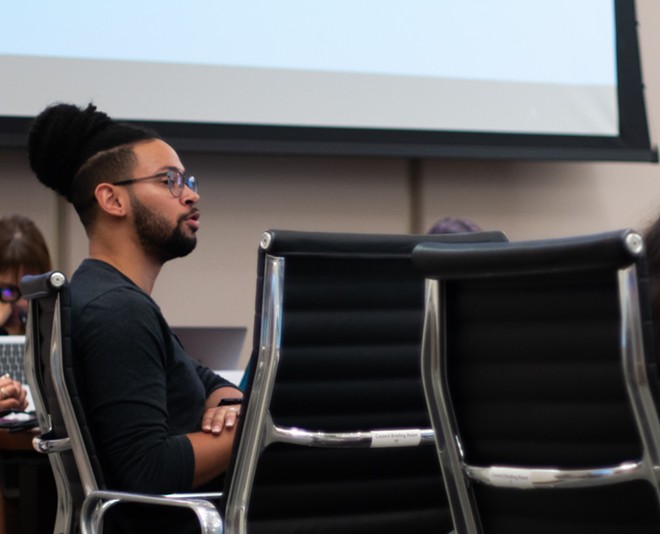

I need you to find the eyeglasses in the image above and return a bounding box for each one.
[113,170,198,198]
[0,286,20,303]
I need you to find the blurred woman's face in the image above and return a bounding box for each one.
[0,269,27,335]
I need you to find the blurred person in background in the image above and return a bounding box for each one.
[0,214,52,336]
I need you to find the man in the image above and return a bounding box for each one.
[28,103,242,533]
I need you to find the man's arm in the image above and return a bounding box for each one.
[188,386,243,488]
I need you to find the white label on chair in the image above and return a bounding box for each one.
[488,467,534,488]
[370,430,422,447]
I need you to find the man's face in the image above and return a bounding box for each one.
[126,140,200,264]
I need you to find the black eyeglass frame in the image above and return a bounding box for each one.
[0,285,21,304]
[113,169,197,198]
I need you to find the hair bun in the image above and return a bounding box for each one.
[28,102,157,200]
[28,103,107,198]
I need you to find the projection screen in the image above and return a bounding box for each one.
[0,0,656,161]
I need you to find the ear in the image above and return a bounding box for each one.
[94,183,128,218]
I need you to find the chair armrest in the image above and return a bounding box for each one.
[466,461,643,489]
[271,421,435,448]
[80,489,223,534]
[32,430,71,454]
[168,491,223,501]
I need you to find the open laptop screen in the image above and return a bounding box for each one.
[172,326,246,372]
[0,335,26,383]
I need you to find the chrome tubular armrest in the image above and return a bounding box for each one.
[270,423,435,448]
[80,490,223,534]
[32,430,71,454]
[167,492,223,500]
[466,461,643,489]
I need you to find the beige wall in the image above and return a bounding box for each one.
[2,0,659,367]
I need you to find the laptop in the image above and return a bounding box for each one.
[0,335,35,411]
[0,335,27,384]
[172,326,246,372]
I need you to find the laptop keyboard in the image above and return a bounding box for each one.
[0,342,26,384]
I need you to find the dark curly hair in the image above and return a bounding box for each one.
[27,103,159,227]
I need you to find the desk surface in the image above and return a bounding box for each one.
[0,428,36,452]
[0,427,55,534]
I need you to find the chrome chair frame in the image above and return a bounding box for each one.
[224,252,436,534]
[417,230,660,533]
[22,271,223,534]
[23,272,75,534]
[223,229,509,534]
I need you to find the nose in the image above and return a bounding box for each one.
[180,184,200,205]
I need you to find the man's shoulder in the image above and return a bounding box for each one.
[70,259,152,310]
[70,260,166,341]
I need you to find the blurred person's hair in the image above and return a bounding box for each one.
[0,214,52,279]
[427,216,482,234]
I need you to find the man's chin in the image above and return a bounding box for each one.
[174,235,198,259]
[180,239,197,258]
[154,235,197,263]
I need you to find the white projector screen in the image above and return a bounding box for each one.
[0,0,655,162]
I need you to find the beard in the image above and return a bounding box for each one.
[129,193,197,264]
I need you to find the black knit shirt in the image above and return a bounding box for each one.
[71,259,234,532]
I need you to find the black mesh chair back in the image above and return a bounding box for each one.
[414,230,660,534]
[21,272,222,534]
[223,229,508,534]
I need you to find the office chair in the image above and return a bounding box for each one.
[414,230,660,534]
[21,271,223,534]
[222,228,507,534]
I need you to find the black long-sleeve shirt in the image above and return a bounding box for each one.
[71,259,234,532]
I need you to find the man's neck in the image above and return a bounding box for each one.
[89,242,161,295]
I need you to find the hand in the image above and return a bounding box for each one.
[0,374,29,412]
[201,405,240,436]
